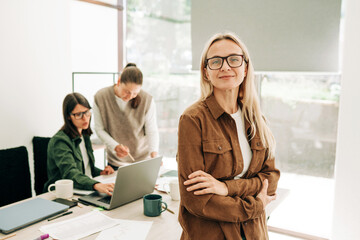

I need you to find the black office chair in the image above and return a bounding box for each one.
[32,136,51,195]
[0,146,32,207]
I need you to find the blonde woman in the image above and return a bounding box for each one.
[177,32,280,240]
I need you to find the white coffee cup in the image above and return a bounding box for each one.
[48,179,73,199]
[164,179,180,201]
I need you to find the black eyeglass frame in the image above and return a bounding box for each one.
[205,54,248,70]
[70,109,92,120]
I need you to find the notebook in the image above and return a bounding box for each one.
[79,156,163,210]
[0,198,69,234]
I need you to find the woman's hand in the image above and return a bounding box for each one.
[256,179,277,208]
[93,183,115,196]
[114,144,129,158]
[184,170,228,196]
[150,151,158,158]
[100,165,114,175]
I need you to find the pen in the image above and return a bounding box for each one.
[120,144,135,162]
[128,152,136,162]
[163,206,175,214]
[0,233,16,240]
[33,233,49,240]
[47,211,73,221]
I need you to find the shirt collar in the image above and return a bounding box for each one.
[72,135,82,146]
[205,94,252,133]
[205,94,225,120]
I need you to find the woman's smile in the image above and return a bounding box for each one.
[219,74,235,80]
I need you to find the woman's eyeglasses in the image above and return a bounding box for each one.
[206,54,247,70]
[70,110,91,120]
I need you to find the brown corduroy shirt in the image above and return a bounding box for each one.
[177,94,280,240]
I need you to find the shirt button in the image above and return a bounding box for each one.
[244,222,247,226]
[256,142,261,146]
[218,146,222,150]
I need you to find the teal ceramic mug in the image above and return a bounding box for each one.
[143,194,168,217]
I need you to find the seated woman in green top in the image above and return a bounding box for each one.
[44,93,115,195]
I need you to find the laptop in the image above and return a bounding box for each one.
[79,156,163,210]
[0,198,69,234]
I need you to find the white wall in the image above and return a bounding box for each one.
[0,0,71,194]
[332,0,360,238]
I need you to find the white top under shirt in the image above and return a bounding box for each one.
[230,107,253,178]
[93,95,159,155]
[79,136,92,178]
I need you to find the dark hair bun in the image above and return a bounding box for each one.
[125,63,137,68]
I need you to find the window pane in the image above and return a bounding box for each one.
[260,73,340,237]
[259,73,340,178]
[127,0,191,74]
[126,0,193,158]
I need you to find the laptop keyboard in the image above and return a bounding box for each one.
[98,196,112,204]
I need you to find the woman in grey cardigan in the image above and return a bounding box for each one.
[93,63,159,169]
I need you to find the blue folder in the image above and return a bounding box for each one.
[0,198,69,234]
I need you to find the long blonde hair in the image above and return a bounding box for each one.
[200,32,276,159]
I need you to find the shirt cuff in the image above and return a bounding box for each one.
[109,142,118,153]
[249,196,265,220]
[224,179,243,197]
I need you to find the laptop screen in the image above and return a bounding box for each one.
[79,156,163,210]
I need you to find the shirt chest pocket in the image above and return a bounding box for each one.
[202,140,233,178]
[247,137,266,175]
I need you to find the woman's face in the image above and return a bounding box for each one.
[69,104,91,134]
[116,81,142,102]
[204,39,247,92]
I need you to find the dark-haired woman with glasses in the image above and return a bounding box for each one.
[177,32,280,239]
[44,92,115,195]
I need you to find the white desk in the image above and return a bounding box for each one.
[0,191,182,240]
[0,170,288,240]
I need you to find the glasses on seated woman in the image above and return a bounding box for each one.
[70,109,92,120]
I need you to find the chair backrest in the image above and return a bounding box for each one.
[32,136,51,195]
[0,146,31,207]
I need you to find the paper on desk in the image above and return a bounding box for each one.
[73,188,94,195]
[95,219,153,240]
[94,172,117,183]
[39,211,118,240]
